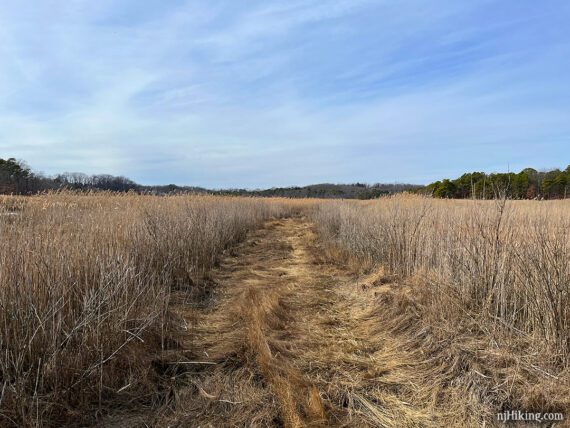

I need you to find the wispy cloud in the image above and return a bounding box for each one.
[0,0,569,187]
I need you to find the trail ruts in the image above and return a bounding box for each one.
[160,217,437,427]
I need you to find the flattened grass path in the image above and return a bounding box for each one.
[164,217,436,427]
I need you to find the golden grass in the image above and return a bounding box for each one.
[163,219,328,428]
[313,194,570,423]
[165,216,450,427]
[3,192,570,426]
[0,192,306,427]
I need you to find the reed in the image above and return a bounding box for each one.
[313,195,570,420]
[0,192,299,427]
[315,195,570,353]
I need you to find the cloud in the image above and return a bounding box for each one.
[0,0,569,186]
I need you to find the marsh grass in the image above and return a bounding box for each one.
[3,191,569,426]
[314,195,570,420]
[0,192,299,427]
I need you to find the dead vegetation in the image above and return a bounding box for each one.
[2,193,569,427]
[160,218,439,427]
[0,193,302,427]
[160,219,327,427]
[314,195,570,425]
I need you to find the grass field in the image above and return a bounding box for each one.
[0,193,302,426]
[1,193,568,427]
[314,195,570,425]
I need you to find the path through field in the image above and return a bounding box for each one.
[156,216,438,428]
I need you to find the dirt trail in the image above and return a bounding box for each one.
[165,217,437,427]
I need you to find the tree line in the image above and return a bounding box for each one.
[0,158,140,194]
[219,183,422,199]
[0,157,421,198]
[4,157,569,199]
[425,166,570,199]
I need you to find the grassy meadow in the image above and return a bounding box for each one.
[314,195,570,421]
[1,192,569,426]
[0,193,303,426]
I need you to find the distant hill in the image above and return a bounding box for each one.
[5,157,570,200]
[0,157,420,199]
[214,183,423,199]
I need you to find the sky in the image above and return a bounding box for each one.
[0,0,569,188]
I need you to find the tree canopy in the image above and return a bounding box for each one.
[0,158,30,180]
[425,166,570,199]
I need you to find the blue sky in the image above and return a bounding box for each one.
[0,1,569,187]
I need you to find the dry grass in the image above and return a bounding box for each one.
[161,217,440,427]
[0,192,304,427]
[314,194,570,423]
[3,192,570,427]
[162,218,328,428]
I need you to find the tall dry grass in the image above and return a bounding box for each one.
[0,192,299,427]
[315,195,570,352]
[314,195,570,419]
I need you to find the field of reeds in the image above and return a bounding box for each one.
[2,192,569,426]
[0,193,302,427]
[314,195,570,422]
